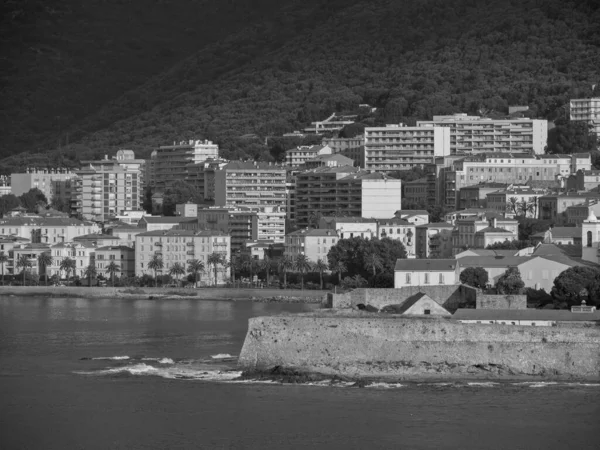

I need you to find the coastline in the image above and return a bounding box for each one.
[0,286,328,303]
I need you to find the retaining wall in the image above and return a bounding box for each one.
[477,294,527,310]
[238,313,600,380]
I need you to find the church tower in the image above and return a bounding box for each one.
[581,210,600,264]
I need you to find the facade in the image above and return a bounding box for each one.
[566,169,600,191]
[197,206,259,251]
[486,185,546,218]
[417,114,548,155]
[403,178,428,207]
[138,216,197,232]
[302,153,354,170]
[175,202,199,218]
[457,182,507,210]
[10,168,75,204]
[321,136,364,153]
[295,167,402,228]
[531,227,582,246]
[95,246,135,278]
[318,217,378,240]
[135,229,231,284]
[394,259,459,289]
[415,223,454,259]
[565,200,600,225]
[364,125,451,172]
[152,140,219,188]
[376,218,416,258]
[538,192,600,222]
[451,216,518,254]
[570,98,600,137]
[284,229,339,262]
[0,217,100,244]
[48,242,96,278]
[12,244,51,277]
[394,210,429,226]
[285,145,332,166]
[107,226,144,248]
[582,211,600,264]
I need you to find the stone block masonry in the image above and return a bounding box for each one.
[238,313,600,380]
[477,294,527,310]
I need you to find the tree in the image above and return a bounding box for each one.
[496,267,525,295]
[459,267,489,289]
[207,252,223,286]
[168,262,185,286]
[19,188,48,212]
[551,266,600,308]
[294,254,312,290]
[313,258,328,290]
[241,256,258,285]
[0,251,8,285]
[16,254,32,286]
[547,118,598,154]
[278,255,295,288]
[260,256,273,286]
[59,257,76,286]
[0,194,21,217]
[83,264,97,287]
[106,261,121,287]
[329,259,346,285]
[506,197,519,215]
[161,181,203,216]
[187,259,205,287]
[363,251,383,278]
[147,254,164,287]
[37,253,53,286]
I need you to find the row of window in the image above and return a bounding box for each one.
[405,273,445,284]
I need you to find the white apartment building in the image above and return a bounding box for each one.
[135,229,231,285]
[11,168,75,204]
[48,242,96,278]
[321,136,364,153]
[95,245,136,278]
[152,139,219,188]
[417,114,548,155]
[570,98,600,137]
[284,145,332,166]
[284,229,339,262]
[364,124,451,172]
[0,217,100,244]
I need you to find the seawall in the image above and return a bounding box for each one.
[238,312,600,380]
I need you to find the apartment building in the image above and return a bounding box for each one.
[0,217,100,244]
[565,200,600,225]
[394,259,459,289]
[404,178,428,206]
[73,155,143,222]
[151,140,219,189]
[135,229,230,284]
[138,216,197,232]
[318,217,378,240]
[417,114,548,155]
[566,169,600,191]
[11,243,51,277]
[457,182,507,210]
[11,168,75,204]
[538,192,600,222]
[304,113,355,134]
[95,246,135,278]
[415,223,455,259]
[295,166,402,228]
[376,218,416,258]
[197,206,259,251]
[48,242,96,278]
[364,124,451,172]
[107,225,145,247]
[284,145,332,166]
[570,98,600,137]
[302,153,354,170]
[451,216,518,254]
[321,135,364,153]
[284,229,338,262]
[486,186,547,218]
[285,171,297,231]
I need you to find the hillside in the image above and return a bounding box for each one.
[1,0,600,173]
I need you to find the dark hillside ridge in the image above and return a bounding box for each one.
[1,0,599,172]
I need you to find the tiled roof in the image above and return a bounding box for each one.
[531,227,581,239]
[394,259,458,271]
[222,161,286,171]
[457,256,533,268]
[141,216,197,224]
[136,229,228,237]
[287,228,339,237]
[396,210,429,215]
[474,226,512,234]
[73,234,120,241]
[453,309,600,322]
[456,249,521,258]
[415,222,454,229]
[0,217,94,226]
[95,245,134,251]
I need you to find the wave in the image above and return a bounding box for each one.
[91,356,130,361]
[467,382,500,387]
[210,354,237,361]
[76,363,243,381]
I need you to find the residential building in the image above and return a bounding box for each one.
[284,229,339,262]
[135,229,230,284]
[12,243,51,277]
[241,240,275,261]
[95,246,135,278]
[321,136,364,153]
[74,234,121,247]
[565,200,600,225]
[285,145,332,166]
[415,223,455,259]
[538,192,600,222]
[0,175,10,196]
[138,216,197,232]
[152,140,219,188]
[566,169,600,191]
[570,97,600,137]
[451,216,518,254]
[304,113,355,134]
[302,153,354,170]
[107,225,144,248]
[295,167,402,227]
[10,168,75,204]
[444,208,500,226]
[582,210,600,264]
[364,124,451,172]
[376,218,416,258]
[318,217,378,240]
[285,171,297,231]
[403,178,428,207]
[0,235,30,275]
[0,216,100,244]
[394,210,429,226]
[486,185,547,218]
[457,182,507,210]
[197,206,258,251]
[394,259,459,289]
[48,242,96,278]
[175,202,198,218]
[531,227,582,246]
[417,114,548,154]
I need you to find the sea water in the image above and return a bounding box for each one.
[0,296,598,450]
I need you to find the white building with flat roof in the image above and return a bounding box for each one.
[570,98,600,138]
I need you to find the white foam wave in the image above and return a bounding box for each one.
[92,356,130,361]
[366,382,404,389]
[512,381,559,388]
[210,353,237,360]
[467,382,499,387]
[76,363,243,381]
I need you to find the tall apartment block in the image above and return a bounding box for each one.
[364,124,451,172]
[570,98,600,138]
[151,139,219,188]
[295,166,402,228]
[11,168,75,204]
[197,206,259,251]
[417,114,548,155]
[73,152,143,222]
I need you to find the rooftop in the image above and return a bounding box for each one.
[137,229,228,237]
[95,245,135,252]
[287,228,339,237]
[531,227,581,239]
[395,259,458,271]
[140,216,197,224]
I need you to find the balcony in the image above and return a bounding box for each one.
[155,242,163,246]
[186,250,195,255]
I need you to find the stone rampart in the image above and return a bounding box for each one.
[238,313,600,380]
[477,294,526,310]
[327,285,477,312]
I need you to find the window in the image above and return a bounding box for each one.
[439,273,444,284]
[406,273,411,284]
[424,309,431,315]
[424,273,429,284]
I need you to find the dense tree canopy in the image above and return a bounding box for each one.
[496,267,525,295]
[546,118,598,155]
[459,267,489,289]
[551,266,600,307]
[161,181,204,216]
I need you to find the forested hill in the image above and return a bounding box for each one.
[2,0,600,172]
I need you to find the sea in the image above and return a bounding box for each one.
[1,296,599,450]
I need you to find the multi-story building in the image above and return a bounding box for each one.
[364,124,451,172]
[95,246,135,278]
[457,182,507,210]
[415,223,455,259]
[566,169,600,191]
[151,140,219,189]
[486,185,547,218]
[318,217,379,240]
[417,114,548,155]
[11,243,51,277]
[73,153,143,222]
[107,225,145,248]
[451,216,518,254]
[394,210,430,226]
[138,216,197,232]
[135,229,231,284]
[0,175,10,196]
[565,200,600,225]
[197,206,259,251]
[403,178,429,207]
[285,145,332,166]
[321,135,364,154]
[538,192,600,222]
[0,216,100,244]
[394,259,459,289]
[375,218,416,258]
[285,170,297,231]
[295,166,402,227]
[48,242,96,278]
[11,168,75,204]
[302,153,354,170]
[304,113,355,134]
[175,202,198,218]
[570,98,600,137]
[284,228,339,262]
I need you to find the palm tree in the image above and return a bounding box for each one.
[313,258,328,290]
[526,196,538,218]
[363,251,383,278]
[260,256,273,286]
[187,259,205,287]
[83,264,97,287]
[229,254,239,286]
[169,262,186,286]
[0,251,8,285]
[278,255,295,288]
[507,197,519,215]
[106,261,121,287]
[59,257,76,286]
[37,253,53,286]
[329,259,346,285]
[294,254,312,290]
[241,256,256,286]
[16,254,32,286]
[147,254,164,287]
[207,252,223,286]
